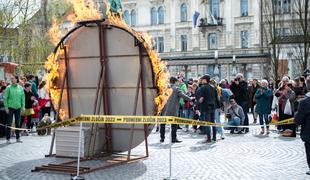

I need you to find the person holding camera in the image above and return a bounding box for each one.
[230,73,249,133]
[225,96,245,134]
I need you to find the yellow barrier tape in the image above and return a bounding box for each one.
[0,115,295,131]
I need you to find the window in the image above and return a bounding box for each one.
[208,33,218,50]
[210,0,220,19]
[131,10,136,27]
[124,10,130,25]
[158,6,165,24]
[240,0,248,16]
[275,0,281,14]
[180,3,187,22]
[151,7,157,25]
[241,31,248,48]
[283,0,290,13]
[181,35,187,52]
[158,37,164,53]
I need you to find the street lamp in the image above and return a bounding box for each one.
[232,55,237,76]
[287,51,293,78]
[214,50,220,82]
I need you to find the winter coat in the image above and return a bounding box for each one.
[227,105,245,125]
[255,87,272,114]
[198,84,218,113]
[295,92,310,142]
[275,88,296,114]
[161,84,191,117]
[230,81,249,104]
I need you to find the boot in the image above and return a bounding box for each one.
[260,128,265,135]
[266,127,270,135]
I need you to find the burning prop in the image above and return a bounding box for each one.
[45,0,171,121]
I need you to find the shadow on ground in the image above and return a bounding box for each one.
[0,156,148,180]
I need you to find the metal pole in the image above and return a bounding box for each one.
[164,124,177,180]
[71,122,84,180]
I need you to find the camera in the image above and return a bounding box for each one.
[226,113,232,119]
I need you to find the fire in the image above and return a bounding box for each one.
[44,0,171,120]
[67,0,102,24]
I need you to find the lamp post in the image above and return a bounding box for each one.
[287,51,293,78]
[214,50,219,82]
[232,55,237,77]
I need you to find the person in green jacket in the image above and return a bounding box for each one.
[4,75,25,144]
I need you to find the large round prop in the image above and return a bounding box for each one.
[54,20,158,155]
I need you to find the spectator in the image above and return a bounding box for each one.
[225,96,245,134]
[160,77,192,143]
[275,76,296,137]
[230,73,249,133]
[4,75,25,144]
[183,85,195,132]
[196,74,218,142]
[22,82,36,130]
[210,79,225,140]
[177,76,187,130]
[255,80,272,135]
[38,81,51,119]
[27,75,39,99]
[0,86,7,138]
[187,78,194,86]
[248,78,260,123]
[294,77,310,175]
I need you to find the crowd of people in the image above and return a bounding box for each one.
[1,70,310,175]
[0,75,51,144]
[160,70,310,143]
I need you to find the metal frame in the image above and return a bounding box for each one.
[35,19,154,175]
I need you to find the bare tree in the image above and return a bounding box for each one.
[262,0,285,80]
[290,0,310,72]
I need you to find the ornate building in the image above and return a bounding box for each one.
[122,0,270,81]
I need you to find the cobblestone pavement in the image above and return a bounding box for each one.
[0,125,309,180]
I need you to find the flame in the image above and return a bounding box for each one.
[48,18,61,46]
[67,0,102,24]
[44,0,171,120]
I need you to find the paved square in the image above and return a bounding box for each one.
[0,127,308,180]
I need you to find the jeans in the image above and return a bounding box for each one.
[215,109,223,135]
[206,111,216,141]
[199,112,207,134]
[184,108,194,129]
[239,101,249,131]
[259,114,270,128]
[6,108,21,140]
[225,117,241,132]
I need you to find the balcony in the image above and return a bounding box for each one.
[198,17,223,37]
[198,17,223,27]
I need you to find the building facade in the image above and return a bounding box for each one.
[122,0,270,81]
